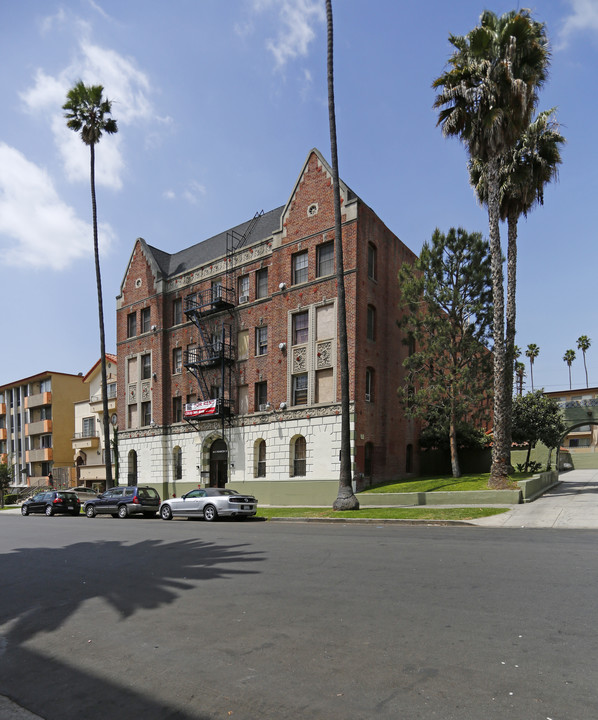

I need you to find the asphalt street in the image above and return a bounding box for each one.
[1,509,597,720]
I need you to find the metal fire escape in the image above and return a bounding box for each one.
[183,210,263,430]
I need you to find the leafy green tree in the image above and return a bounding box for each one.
[576,335,591,388]
[525,343,540,391]
[0,457,13,509]
[63,82,117,488]
[433,10,549,488]
[563,348,576,390]
[398,228,493,477]
[512,391,566,471]
[326,0,358,510]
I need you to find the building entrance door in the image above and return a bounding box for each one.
[209,439,228,488]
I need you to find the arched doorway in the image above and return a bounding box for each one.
[128,450,138,486]
[209,439,228,488]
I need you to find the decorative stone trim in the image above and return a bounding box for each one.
[293,346,308,373]
[316,341,332,368]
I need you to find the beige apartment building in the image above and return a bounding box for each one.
[72,355,117,492]
[0,371,87,488]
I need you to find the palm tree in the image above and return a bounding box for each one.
[469,109,564,456]
[563,349,576,390]
[525,343,540,391]
[326,0,358,510]
[63,82,117,488]
[576,335,591,388]
[515,361,526,396]
[434,10,549,488]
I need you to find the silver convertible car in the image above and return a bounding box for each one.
[159,488,258,522]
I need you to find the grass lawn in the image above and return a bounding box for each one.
[361,473,525,494]
[256,506,508,521]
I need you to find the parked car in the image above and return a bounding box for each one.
[159,488,258,522]
[21,491,81,517]
[70,486,100,502]
[84,486,161,518]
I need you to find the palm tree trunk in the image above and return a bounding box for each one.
[583,352,588,388]
[487,157,509,489]
[529,360,534,392]
[90,143,113,489]
[326,0,358,510]
[504,209,518,472]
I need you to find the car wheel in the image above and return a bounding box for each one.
[117,505,128,519]
[86,505,96,518]
[203,504,218,522]
[160,505,173,520]
[45,505,54,517]
[21,505,29,516]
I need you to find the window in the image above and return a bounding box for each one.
[141,307,151,334]
[292,374,308,406]
[82,417,95,437]
[173,298,183,325]
[367,305,376,341]
[186,293,197,311]
[128,450,138,485]
[128,404,138,429]
[141,402,152,427]
[256,440,266,478]
[186,393,197,405]
[107,382,117,399]
[173,347,182,374]
[238,275,249,302]
[316,304,334,340]
[41,435,52,449]
[315,368,334,403]
[211,280,223,302]
[368,243,377,280]
[292,436,306,477]
[255,382,268,410]
[293,311,309,345]
[172,396,182,423]
[238,385,249,414]
[141,354,151,380]
[316,242,334,277]
[255,326,268,356]
[365,368,374,402]
[127,312,137,338]
[211,385,223,399]
[256,268,268,298]
[173,446,182,480]
[238,330,249,361]
[292,251,308,285]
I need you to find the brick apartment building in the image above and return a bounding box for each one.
[116,149,419,505]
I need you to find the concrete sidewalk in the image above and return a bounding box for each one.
[468,468,598,528]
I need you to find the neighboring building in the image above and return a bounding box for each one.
[72,355,118,492]
[0,371,88,489]
[544,387,598,469]
[116,149,419,505]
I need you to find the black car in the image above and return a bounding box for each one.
[21,491,81,517]
[84,486,161,518]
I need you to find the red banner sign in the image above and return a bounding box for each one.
[184,400,218,417]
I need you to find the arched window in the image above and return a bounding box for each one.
[364,442,373,476]
[292,436,306,477]
[255,440,266,478]
[173,446,182,480]
[127,450,138,486]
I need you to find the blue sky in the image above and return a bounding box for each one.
[1,0,596,393]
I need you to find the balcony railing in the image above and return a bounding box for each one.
[90,387,117,403]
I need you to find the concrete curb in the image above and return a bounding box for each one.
[267,517,475,526]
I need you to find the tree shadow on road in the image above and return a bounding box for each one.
[0,536,264,719]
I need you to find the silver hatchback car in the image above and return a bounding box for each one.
[159,488,258,522]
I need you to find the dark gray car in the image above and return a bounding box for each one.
[84,486,161,519]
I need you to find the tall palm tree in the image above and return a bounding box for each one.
[577,335,591,388]
[515,361,526,396]
[434,10,549,488]
[563,349,576,390]
[63,81,117,489]
[326,0,358,510]
[525,343,540,391]
[469,109,564,466]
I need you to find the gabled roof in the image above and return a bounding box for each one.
[82,354,117,382]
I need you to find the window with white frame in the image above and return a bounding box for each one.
[292,251,308,285]
[173,348,183,374]
[255,326,268,356]
[292,374,308,406]
[316,242,334,277]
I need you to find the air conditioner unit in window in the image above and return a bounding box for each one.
[259,403,269,412]
[239,295,249,304]
[365,393,371,402]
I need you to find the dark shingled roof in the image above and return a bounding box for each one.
[147,206,285,280]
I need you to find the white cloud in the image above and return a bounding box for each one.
[21,21,157,189]
[252,0,325,68]
[183,180,207,205]
[558,0,598,47]
[0,143,115,270]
